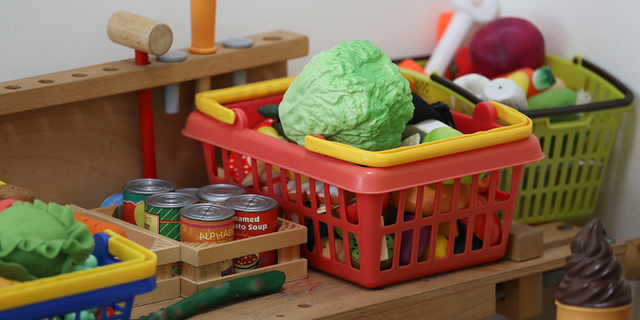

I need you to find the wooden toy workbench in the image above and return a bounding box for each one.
[3,29,639,320]
[128,221,636,320]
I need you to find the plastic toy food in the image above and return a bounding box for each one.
[420,234,448,260]
[453,73,490,98]
[389,184,471,216]
[481,78,529,111]
[136,271,286,320]
[350,234,393,270]
[555,218,632,319]
[73,212,127,238]
[314,237,345,264]
[400,214,430,265]
[469,17,545,78]
[279,40,414,151]
[494,66,556,97]
[0,184,35,202]
[0,200,94,279]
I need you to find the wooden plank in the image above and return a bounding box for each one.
[506,221,544,262]
[133,243,575,319]
[92,206,117,217]
[496,273,543,319]
[179,219,307,266]
[133,277,180,307]
[623,238,640,281]
[179,259,308,298]
[0,31,308,116]
[537,221,580,249]
[155,265,173,280]
[335,285,495,320]
[75,206,181,265]
[1,64,287,209]
[181,262,222,282]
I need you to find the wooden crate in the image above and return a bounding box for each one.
[72,205,181,306]
[179,218,308,297]
[86,205,308,298]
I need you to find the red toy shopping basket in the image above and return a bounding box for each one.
[183,75,544,288]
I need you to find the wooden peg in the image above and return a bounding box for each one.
[107,11,173,56]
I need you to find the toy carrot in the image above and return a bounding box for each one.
[136,271,286,320]
[73,212,127,238]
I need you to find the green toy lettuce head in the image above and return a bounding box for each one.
[279,40,414,151]
[0,200,94,280]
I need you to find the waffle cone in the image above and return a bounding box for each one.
[555,300,631,320]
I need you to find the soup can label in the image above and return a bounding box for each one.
[144,192,198,274]
[181,203,236,276]
[225,195,279,273]
[122,179,175,227]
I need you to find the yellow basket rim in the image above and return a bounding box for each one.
[0,230,157,311]
[195,72,533,167]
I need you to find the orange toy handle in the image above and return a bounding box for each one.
[190,0,217,54]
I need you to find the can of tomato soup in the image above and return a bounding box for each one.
[196,184,246,205]
[180,203,236,276]
[225,195,279,273]
[122,179,175,227]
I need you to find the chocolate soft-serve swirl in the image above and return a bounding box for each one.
[555,218,632,307]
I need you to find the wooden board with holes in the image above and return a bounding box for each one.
[0,31,308,116]
[129,221,629,320]
[0,60,291,209]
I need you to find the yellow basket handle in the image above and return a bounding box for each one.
[195,77,296,124]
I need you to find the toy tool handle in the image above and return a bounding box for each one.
[424,0,499,75]
[190,0,218,54]
[424,11,473,75]
[107,11,173,56]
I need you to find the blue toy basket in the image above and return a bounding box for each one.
[0,231,157,320]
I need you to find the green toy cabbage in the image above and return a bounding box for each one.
[279,40,414,151]
[0,200,94,280]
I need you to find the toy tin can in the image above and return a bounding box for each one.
[196,184,246,204]
[180,203,236,276]
[122,179,175,227]
[175,188,199,198]
[143,192,198,241]
[225,194,279,273]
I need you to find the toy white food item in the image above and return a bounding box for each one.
[453,73,490,98]
[481,78,528,111]
[279,40,414,151]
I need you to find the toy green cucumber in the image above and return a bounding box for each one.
[136,271,286,320]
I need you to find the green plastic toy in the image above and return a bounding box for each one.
[0,200,94,279]
[279,40,414,151]
[136,271,286,320]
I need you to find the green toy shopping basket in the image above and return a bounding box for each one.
[412,55,633,224]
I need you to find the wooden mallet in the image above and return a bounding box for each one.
[107,11,173,179]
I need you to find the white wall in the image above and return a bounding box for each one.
[2,1,639,318]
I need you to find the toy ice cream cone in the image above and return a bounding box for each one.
[555,219,632,319]
[556,301,631,320]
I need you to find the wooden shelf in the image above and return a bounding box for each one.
[130,222,628,320]
[0,30,308,116]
